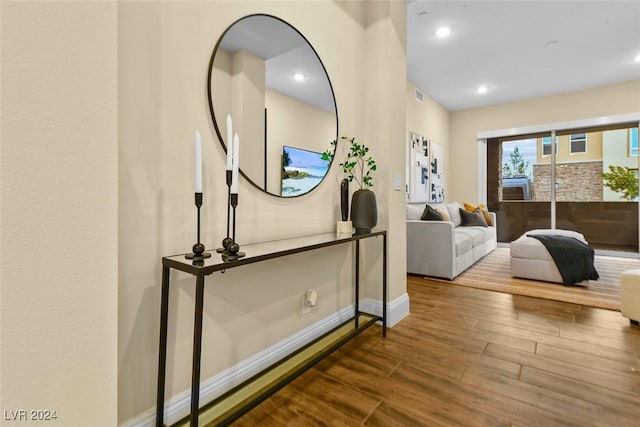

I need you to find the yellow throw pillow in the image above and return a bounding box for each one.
[435,207,450,221]
[463,202,492,226]
[463,202,475,212]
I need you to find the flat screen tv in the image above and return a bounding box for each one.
[281,145,330,197]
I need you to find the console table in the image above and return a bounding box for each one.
[156,230,387,426]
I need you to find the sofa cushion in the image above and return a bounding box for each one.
[483,226,497,242]
[456,227,486,247]
[421,204,443,221]
[454,232,473,255]
[406,204,423,220]
[460,208,488,227]
[445,202,463,227]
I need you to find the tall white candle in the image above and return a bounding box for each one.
[226,114,233,171]
[195,130,202,193]
[230,133,240,194]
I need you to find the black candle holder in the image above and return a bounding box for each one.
[185,192,212,261]
[216,170,233,254]
[222,193,245,261]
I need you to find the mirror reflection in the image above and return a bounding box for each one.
[208,14,338,197]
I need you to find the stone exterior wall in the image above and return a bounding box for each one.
[533,161,603,201]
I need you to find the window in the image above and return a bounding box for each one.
[569,133,587,154]
[542,136,557,156]
[630,128,639,157]
[501,139,535,201]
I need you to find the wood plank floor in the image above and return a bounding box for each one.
[230,276,640,427]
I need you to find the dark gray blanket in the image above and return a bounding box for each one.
[526,234,599,285]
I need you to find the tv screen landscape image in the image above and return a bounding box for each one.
[281,145,330,197]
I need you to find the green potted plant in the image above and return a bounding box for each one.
[323,136,378,234]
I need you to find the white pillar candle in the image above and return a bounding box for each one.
[230,133,240,194]
[226,114,233,171]
[195,130,202,193]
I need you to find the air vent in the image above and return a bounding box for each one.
[415,88,424,103]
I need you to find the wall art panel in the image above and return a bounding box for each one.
[430,141,445,202]
[408,131,430,203]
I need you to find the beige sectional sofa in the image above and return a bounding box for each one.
[406,202,497,280]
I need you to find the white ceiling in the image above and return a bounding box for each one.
[407,1,640,112]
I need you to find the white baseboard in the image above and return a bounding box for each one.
[122,294,409,427]
[360,293,410,327]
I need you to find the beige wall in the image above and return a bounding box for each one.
[1,1,118,425]
[212,48,268,188]
[450,80,640,204]
[231,49,267,185]
[265,88,335,194]
[118,1,406,423]
[407,82,450,154]
[211,51,336,195]
[357,0,407,303]
[406,81,450,199]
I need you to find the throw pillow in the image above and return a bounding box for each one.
[435,207,450,221]
[406,204,424,220]
[421,204,443,221]
[463,202,493,226]
[459,208,488,227]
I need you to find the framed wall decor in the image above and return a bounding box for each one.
[430,141,445,202]
[408,131,430,203]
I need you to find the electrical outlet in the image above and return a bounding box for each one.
[302,289,317,316]
[302,294,311,315]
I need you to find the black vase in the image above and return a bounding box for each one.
[351,189,377,234]
[340,179,349,221]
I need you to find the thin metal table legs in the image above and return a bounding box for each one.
[156,266,170,427]
[190,275,206,426]
[156,271,207,427]
[383,233,387,337]
[355,236,387,337]
[355,240,360,329]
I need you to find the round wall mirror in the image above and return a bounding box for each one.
[208,14,338,198]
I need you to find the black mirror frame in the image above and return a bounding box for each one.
[206,13,339,198]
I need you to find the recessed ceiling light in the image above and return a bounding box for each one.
[435,26,451,38]
[634,54,640,62]
[477,85,488,94]
[294,73,305,81]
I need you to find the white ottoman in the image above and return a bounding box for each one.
[510,229,588,284]
[621,269,640,325]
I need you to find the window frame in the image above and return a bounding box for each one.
[630,128,639,157]
[569,133,587,154]
[541,136,557,156]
